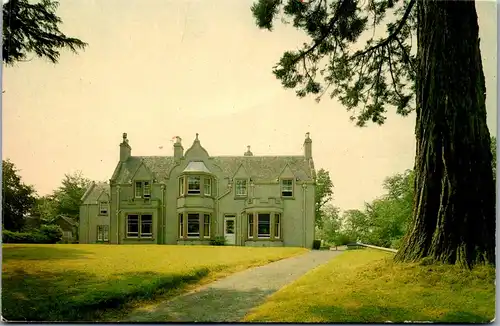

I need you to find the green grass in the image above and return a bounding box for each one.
[243,249,495,323]
[2,244,307,322]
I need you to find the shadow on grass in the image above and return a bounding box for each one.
[125,287,275,322]
[305,304,491,323]
[2,267,211,322]
[2,246,93,262]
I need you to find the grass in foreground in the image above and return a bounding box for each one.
[2,244,307,322]
[243,249,495,323]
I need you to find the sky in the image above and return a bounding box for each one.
[2,0,497,211]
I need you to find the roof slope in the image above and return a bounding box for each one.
[112,155,314,183]
[82,182,110,204]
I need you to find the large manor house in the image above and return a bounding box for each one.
[79,133,316,248]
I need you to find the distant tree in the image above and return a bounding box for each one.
[52,171,90,221]
[315,168,334,228]
[316,203,341,244]
[32,195,58,223]
[2,159,36,231]
[3,0,87,65]
[491,136,496,182]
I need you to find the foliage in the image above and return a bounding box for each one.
[209,236,227,246]
[2,245,306,321]
[251,0,417,126]
[31,195,59,224]
[243,249,495,323]
[38,224,63,244]
[314,168,334,228]
[2,159,37,231]
[51,171,91,221]
[3,0,87,65]
[315,203,342,243]
[312,239,322,250]
[490,136,496,182]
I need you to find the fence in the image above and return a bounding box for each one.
[354,242,398,253]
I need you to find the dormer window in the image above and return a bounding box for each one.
[135,181,151,199]
[99,201,109,215]
[281,179,294,197]
[235,179,248,196]
[187,176,201,194]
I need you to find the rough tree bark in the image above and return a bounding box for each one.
[394,0,496,268]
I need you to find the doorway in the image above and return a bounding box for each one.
[224,215,236,245]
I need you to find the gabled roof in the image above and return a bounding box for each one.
[112,155,313,183]
[82,182,110,204]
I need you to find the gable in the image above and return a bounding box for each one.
[82,182,110,205]
[278,164,296,179]
[232,164,250,179]
[96,190,110,202]
[130,161,154,180]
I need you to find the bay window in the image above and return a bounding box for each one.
[274,214,281,239]
[187,176,201,194]
[204,214,211,238]
[204,178,212,196]
[248,213,254,238]
[257,213,271,238]
[187,213,200,237]
[179,177,185,196]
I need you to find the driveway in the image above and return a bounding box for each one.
[124,249,344,322]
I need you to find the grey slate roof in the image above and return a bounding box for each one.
[112,155,314,183]
[82,181,110,204]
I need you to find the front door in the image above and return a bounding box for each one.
[224,216,236,245]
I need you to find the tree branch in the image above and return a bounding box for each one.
[352,0,416,59]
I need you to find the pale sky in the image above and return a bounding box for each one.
[2,0,497,211]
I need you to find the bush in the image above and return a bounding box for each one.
[2,230,49,243]
[312,240,321,250]
[38,225,63,244]
[210,236,226,246]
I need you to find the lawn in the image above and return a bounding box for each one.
[2,244,307,322]
[243,249,495,323]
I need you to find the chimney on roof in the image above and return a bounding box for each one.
[174,136,184,162]
[120,133,131,162]
[244,145,253,156]
[304,132,312,160]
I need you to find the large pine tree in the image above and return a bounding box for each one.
[251,0,495,267]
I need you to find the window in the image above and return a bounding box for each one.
[204,178,212,196]
[187,213,200,237]
[248,214,254,238]
[141,214,153,237]
[179,213,184,238]
[274,214,281,239]
[135,182,142,198]
[281,179,294,197]
[187,176,201,194]
[127,215,139,237]
[235,179,247,196]
[126,214,153,238]
[257,213,271,238]
[179,177,185,196]
[99,201,109,215]
[135,181,151,199]
[204,214,211,238]
[97,225,109,242]
[143,182,151,198]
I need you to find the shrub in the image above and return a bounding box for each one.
[2,230,49,243]
[210,236,226,246]
[38,225,63,244]
[312,240,321,250]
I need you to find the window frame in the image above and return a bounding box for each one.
[203,214,211,238]
[204,177,212,196]
[135,181,152,199]
[248,213,254,238]
[179,177,185,196]
[187,213,200,238]
[257,213,271,239]
[235,179,248,197]
[187,176,201,195]
[274,214,281,239]
[99,201,109,215]
[281,179,294,197]
[97,225,109,242]
[134,182,143,198]
[126,214,153,239]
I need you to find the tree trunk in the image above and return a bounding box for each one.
[395,0,496,268]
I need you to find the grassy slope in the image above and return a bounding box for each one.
[243,249,495,323]
[2,244,307,322]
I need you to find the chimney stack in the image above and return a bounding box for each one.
[174,136,184,161]
[120,133,131,162]
[304,132,312,160]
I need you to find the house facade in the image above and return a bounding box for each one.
[79,133,316,248]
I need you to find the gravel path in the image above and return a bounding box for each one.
[125,250,344,322]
